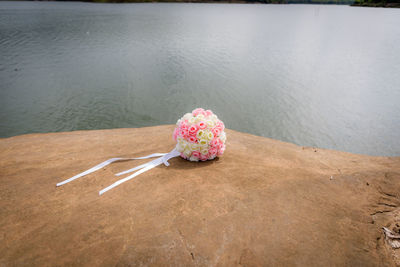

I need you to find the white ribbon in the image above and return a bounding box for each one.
[56,148,180,195]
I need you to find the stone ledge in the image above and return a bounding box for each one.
[1,125,399,266]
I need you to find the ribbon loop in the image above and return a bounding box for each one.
[99,148,180,195]
[57,148,180,195]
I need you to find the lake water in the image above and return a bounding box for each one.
[0,2,399,156]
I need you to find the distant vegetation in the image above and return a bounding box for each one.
[351,0,400,7]
[254,0,354,3]
[22,0,400,7]
[88,0,356,4]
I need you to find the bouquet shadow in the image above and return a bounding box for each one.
[167,156,220,170]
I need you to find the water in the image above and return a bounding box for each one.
[1,2,399,156]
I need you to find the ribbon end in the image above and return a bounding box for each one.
[99,187,109,195]
[56,181,66,187]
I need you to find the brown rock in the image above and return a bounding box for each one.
[0,125,399,266]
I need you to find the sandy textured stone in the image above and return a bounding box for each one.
[0,125,399,266]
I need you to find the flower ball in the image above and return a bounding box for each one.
[173,108,226,161]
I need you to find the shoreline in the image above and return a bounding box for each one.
[1,126,398,157]
[4,0,400,8]
[351,2,400,7]
[0,0,371,6]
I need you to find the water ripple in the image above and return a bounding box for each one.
[0,2,399,156]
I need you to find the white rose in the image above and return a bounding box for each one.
[207,131,214,140]
[206,120,215,128]
[189,156,199,162]
[176,144,184,152]
[183,148,192,158]
[196,130,205,139]
[189,117,196,124]
[195,114,205,123]
[183,113,192,120]
[189,143,199,151]
[199,139,208,147]
[219,132,226,143]
[200,148,208,155]
[177,139,188,151]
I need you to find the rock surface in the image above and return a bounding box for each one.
[1,125,400,266]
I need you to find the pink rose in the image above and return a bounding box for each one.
[209,147,218,156]
[180,153,187,159]
[205,110,213,117]
[173,128,178,141]
[216,121,225,131]
[179,129,188,138]
[218,143,224,150]
[188,135,197,143]
[218,144,226,155]
[198,121,207,130]
[212,127,221,137]
[180,120,189,130]
[192,108,205,117]
[188,124,199,136]
[211,137,221,148]
[199,154,208,161]
[192,151,201,158]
